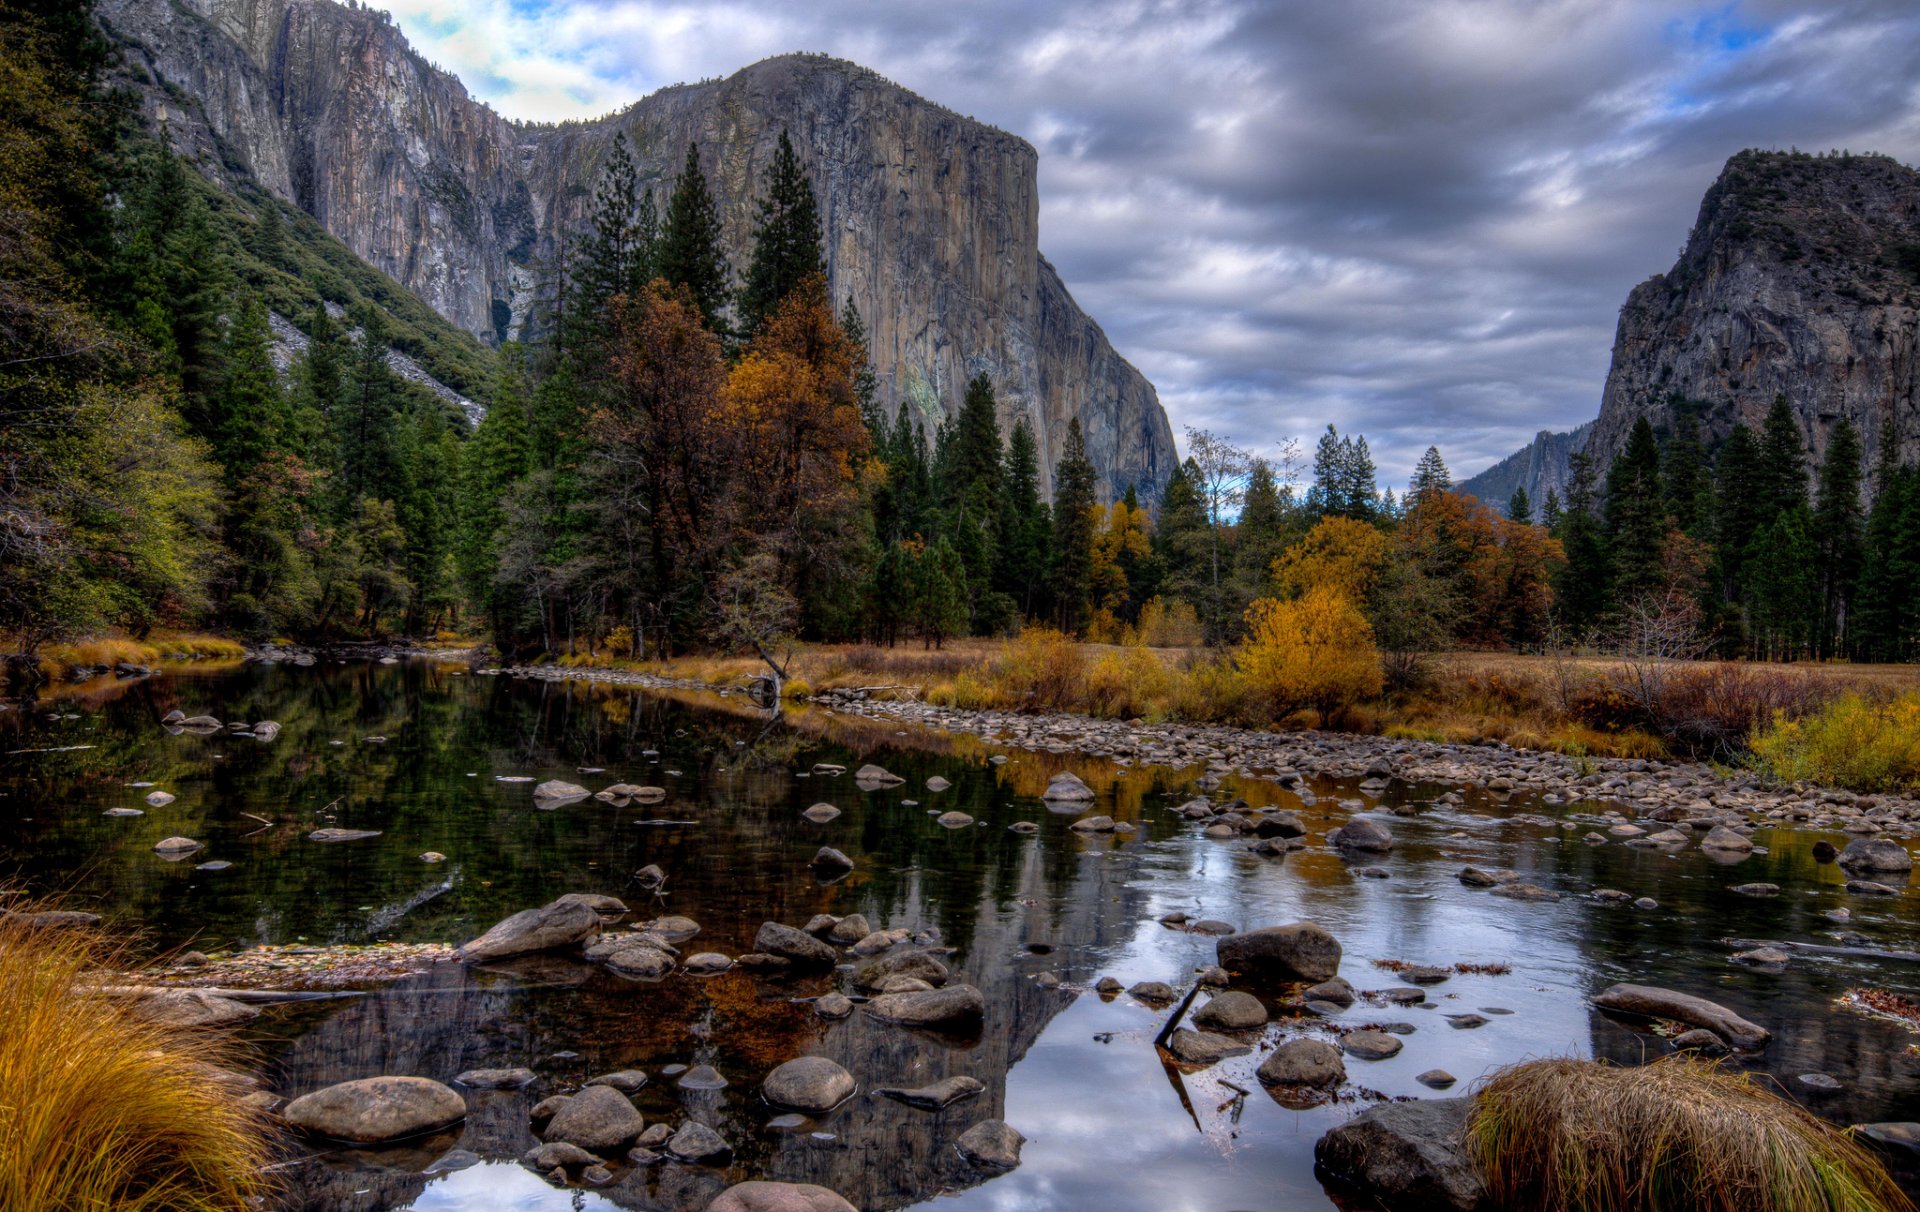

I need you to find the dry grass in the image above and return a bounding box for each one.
[0,902,271,1211]
[33,633,247,680]
[1467,1056,1912,1212]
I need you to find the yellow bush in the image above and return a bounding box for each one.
[781,678,812,700]
[1138,596,1203,647]
[1238,586,1383,717]
[1168,654,1248,723]
[986,626,1087,711]
[1751,692,1920,792]
[604,625,636,657]
[1085,644,1174,719]
[1272,516,1390,602]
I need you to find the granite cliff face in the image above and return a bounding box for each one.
[1469,150,1920,500]
[98,0,1176,498]
[1457,422,1590,515]
[1588,150,1920,475]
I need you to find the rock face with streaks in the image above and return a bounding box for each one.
[1470,150,1920,502]
[98,0,1176,497]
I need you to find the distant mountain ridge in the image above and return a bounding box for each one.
[1468,149,1920,503]
[1457,422,1590,514]
[96,0,1178,498]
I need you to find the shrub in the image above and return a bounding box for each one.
[604,625,636,657]
[1751,692,1920,792]
[1085,644,1173,719]
[1468,1055,1911,1212]
[986,627,1087,712]
[1237,586,1383,718]
[1654,664,1835,759]
[1271,516,1389,602]
[1137,596,1203,647]
[1167,653,1248,723]
[0,905,270,1210]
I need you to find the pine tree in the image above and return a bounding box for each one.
[1604,417,1667,604]
[1712,423,1766,603]
[212,295,286,474]
[1541,487,1563,530]
[841,296,884,442]
[994,416,1051,618]
[1506,485,1533,524]
[1812,418,1866,656]
[913,537,968,648]
[335,306,403,508]
[943,373,1002,509]
[1407,446,1452,511]
[1553,450,1609,632]
[1049,418,1098,633]
[1234,458,1288,599]
[1756,394,1810,519]
[634,187,659,282]
[1341,434,1379,521]
[1746,505,1818,660]
[657,142,732,334]
[1154,459,1208,612]
[1856,452,1920,661]
[738,129,824,337]
[456,345,532,615]
[1662,411,1711,536]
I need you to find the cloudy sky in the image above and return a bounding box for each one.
[379,0,1920,487]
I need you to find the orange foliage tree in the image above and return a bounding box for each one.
[1398,489,1562,648]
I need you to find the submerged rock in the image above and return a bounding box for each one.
[1838,837,1913,873]
[308,828,381,842]
[666,1120,732,1163]
[1328,817,1393,852]
[458,897,601,963]
[1340,1030,1404,1060]
[955,1119,1025,1169]
[543,1084,644,1150]
[455,1067,535,1089]
[754,922,837,968]
[1217,922,1342,982]
[854,764,905,790]
[283,1076,467,1144]
[1042,771,1097,802]
[532,780,590,802]
[865,984,985,1028]
[1313,1097,1486,1211]
[811,846,855,871]
[873,1075,984,1109]
[1591,982,1770,1049]
[709,1182,858,1212]
[762,1056,856,1113]
[1164,1028,1250,1066]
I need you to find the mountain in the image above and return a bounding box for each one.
[96,0,1178,498]
[1457,422,1590,515]
[1468,149,1920,502]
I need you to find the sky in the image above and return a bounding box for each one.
[376,0,1920,488]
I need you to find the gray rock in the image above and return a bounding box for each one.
[543,1084,644,1150]
[1729,882,1779,897]
[801,803,841,823]
[811,846,855,871]
[283,1076,467,1144]
[1699,825,1754,853]
[1257,1038,1345,1090]
[1256,811,1307,838]
[308,827,381,842]
[865,983,986,1028]
[144,790,176,807]
[708,1181,859,1212]
[1856,1122,1920,1153]
[522,1141,598,1171]
[1417,1069,1457,1089]
[955,1119,1025,1168]
[1732,946,1790,966]
[1128,980,1177,1003]
[936,810,974,827]
[666,1120,732,1162]
[813,992,854,1019]
[1457,866,1499,887]
[1328,817,1394,852]
[854,950,950,990]
[1340,1030,1404,1059]
[455,1067,535,1088]
[1313,1096,1487,1211]
[676,1065,728,1090]
[152,836,203,856]
[754,921,838,967]
[1591,982,1770,1049]
[1042,772,1097,802]
[1193,991,1268,1030]
[532,780,590,802]
[1217,922,1342,981]
[1164,1028,1251,1066]
[1303,976,1357,1007]
[606,943,675,978]
[459,897,602,962]
[1489,883,1561,902]
[874,1075,984,1109]
[876,975,934,993]
[854,764,905,789]
[1070,814,1117,832]
[1670,1028,1729,1056]
[827,913,872,944]
[1839,837,1913,873]
[762,1056,856,1113]
[530,1094,572,1120]
[585,1070,649,1093]
[132,989,258,1028]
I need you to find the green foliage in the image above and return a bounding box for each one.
[656,142,732,333]
[1603,417,1667,604]
[1049,419,1099,633]
[1310,424,1378,520]
[738,130,824,337]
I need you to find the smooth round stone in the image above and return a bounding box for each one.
[1416,1070,1456,1089]
[762,1056,855,1113]
[1193,991,1268,1031]
[455,1066,536,1089]
[765,1113,809,1130]
[1340,1030,1403,1060]
[1798,1073,1843,1093]
[677,1064,728,1090]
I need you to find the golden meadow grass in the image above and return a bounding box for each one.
[0,905,270,1212]
[1467,1057,1912,1212]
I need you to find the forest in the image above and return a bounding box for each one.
[5,0,1918,689]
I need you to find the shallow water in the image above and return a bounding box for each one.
[4,659,1919,1210]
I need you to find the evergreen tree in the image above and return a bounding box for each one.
[1541,487,1563,530]
[1049,418,1098,633]
[657,142,732,333]
[212,295,286,474]
[1746,505,1818,660]
[456,346,532,617]
[738,130,824,337]
[1506,485,1533,524]
[913,537,968,648]
[1662,411,1711,536]
[1712,423,1766,603]
[569,131,646,339]
[634,187,659,282]
[1154,459,1208,611]
[942,374,1002,509]
[994,416,1052,619]
[841,296,885,442]
[1407,446,1452,511]
[1756,394,1810,519]
[1856,452,1920,661]
[1234,457,1288,599]
[334,306,403,508]
[1603,417,1667,604]
[1553,450,1609,632]
[1812,417,1866,656]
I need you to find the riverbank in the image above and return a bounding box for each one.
[501,661,1920,836]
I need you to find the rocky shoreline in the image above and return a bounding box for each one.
[501,662,1920,840]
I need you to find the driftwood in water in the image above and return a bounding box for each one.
[1722,938,1920,963]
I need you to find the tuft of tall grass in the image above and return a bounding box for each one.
[0,906,271,1211]
[1468,1056,1913,1212]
